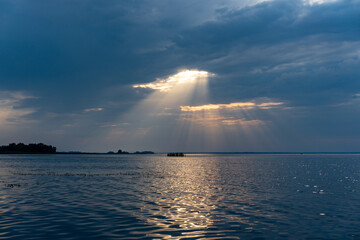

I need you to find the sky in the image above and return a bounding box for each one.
[0,0,360,152]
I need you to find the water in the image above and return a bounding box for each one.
[0,154,359,239]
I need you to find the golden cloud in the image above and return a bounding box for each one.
[180,101,283,112]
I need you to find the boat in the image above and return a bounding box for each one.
[167,152,185,157]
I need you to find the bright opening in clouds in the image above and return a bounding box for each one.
[133,70,214,92]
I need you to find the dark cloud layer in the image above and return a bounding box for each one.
[0,0,359,151]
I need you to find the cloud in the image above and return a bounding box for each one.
[133,70,214,92]
[0,91,36,126]
[304,0,339,5]
[172,0,360,105]
[83,107,103,113]
[180,101,283,112]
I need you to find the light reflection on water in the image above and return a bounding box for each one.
[140,157,220,239]
[0,154,359,239]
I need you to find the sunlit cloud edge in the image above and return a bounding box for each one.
[180,101,284,112]
[133,69,215,92]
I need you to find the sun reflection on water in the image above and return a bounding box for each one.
[139,157,223,239]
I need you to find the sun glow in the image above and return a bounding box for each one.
[133,70,214,92]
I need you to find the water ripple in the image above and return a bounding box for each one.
[0,154,359,239]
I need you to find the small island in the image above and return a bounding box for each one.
[0,143,56,154]
[0,143,155,155]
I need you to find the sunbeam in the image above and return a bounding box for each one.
[108,69,288,152]
[109,69,214,151]
[176,99,286,151]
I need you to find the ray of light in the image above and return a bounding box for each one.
[176,99,286,151]
[110,69,287,152]
[108,69,213,151]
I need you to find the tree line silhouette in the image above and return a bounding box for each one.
[0,143,56,154]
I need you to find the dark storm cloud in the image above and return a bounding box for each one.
[0,0,359,151]
[172,0,360,105]
[0,0,216,110]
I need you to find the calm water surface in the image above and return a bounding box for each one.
[0,154,359,239]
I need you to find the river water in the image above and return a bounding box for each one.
[0,154,359,239]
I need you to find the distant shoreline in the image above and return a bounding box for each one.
[1,152,360,155]
[0,152,155,155]
[181,152,360,155]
